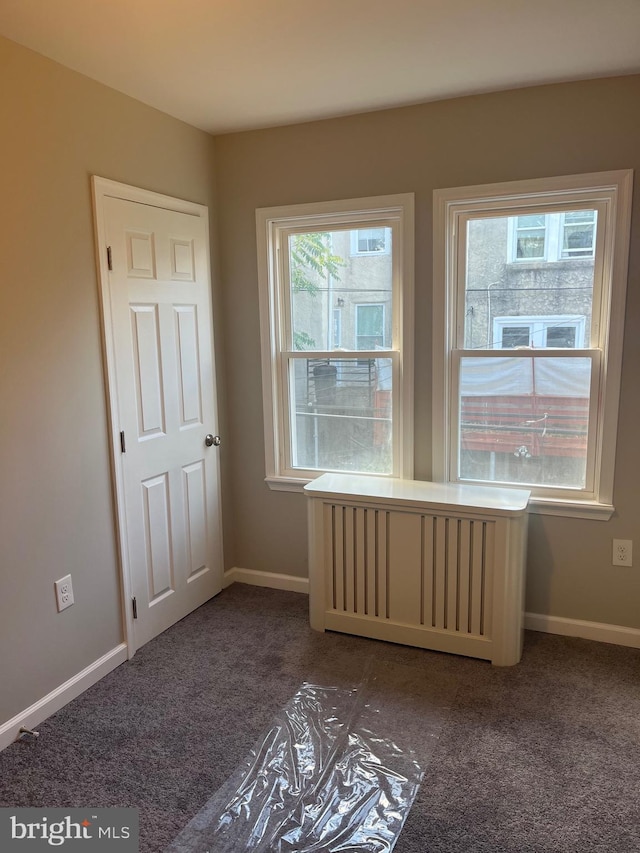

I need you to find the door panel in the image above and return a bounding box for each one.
[103,195,222,650]
[174,305,203,426]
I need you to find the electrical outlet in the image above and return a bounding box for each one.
[612,539,633,567]
[54,574,74,611]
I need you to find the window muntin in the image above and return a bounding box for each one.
[434,172,633,516]
[257,195,413,487]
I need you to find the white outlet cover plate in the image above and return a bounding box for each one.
[612,539,633,567]
[54,574,75,611]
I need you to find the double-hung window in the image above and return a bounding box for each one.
[257,194,414,490]
[433,171,632,518]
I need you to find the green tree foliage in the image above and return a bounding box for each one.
[290,232,344,294]
[290,232,344,350]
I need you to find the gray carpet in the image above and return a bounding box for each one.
[1,584,639,852]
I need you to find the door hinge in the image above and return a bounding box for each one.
[107,245,113,271]
[120,430,126,453]
[132,597,138,619]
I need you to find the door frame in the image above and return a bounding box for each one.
[91,176,220,658]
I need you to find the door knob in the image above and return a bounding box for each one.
[205,434,221,447]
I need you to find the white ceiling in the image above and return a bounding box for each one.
[2,0,640,135]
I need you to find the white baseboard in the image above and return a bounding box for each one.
[224,567,310,594]
[525,612,640,649]
[0,643,128,752]
[224,572,640,651]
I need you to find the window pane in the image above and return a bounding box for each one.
[290,230,392,351]
[501,326,530,348]
[516,232,545,259]
[546,326,576,348]
[458,356,591,488]
[290,357,392,474]
[515,214,546,259]
[562,210,596,258]
[465,215,595,349]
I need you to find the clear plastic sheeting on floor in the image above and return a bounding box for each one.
[167,679,433,852]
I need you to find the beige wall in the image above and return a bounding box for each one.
[214,75,640,628]
[1,34,639,732]
[0,36,225,724]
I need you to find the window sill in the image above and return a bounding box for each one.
[506,258,594,268]
[266,475,614,519]
[528,497,614,521]
[265,476,309,493]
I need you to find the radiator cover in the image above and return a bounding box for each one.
[305,474,530,666]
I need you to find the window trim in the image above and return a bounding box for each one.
[257,194,414,491]
[433,171,633,519]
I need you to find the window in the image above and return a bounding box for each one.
[492,316,586,349]
[257,194,414,490]
[434,171,632,518]
[561,209,596,258]
[508,210,597,262]
[514,214,546,260]
[356,304,385,350]
[332,307,342,348]
[350,227,391,255]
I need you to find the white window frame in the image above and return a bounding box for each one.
[257,194,414,492]
[350,226,391,256]
[433,171,633,519]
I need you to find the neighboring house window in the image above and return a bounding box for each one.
[508,210,597,262]
[356,304,385,350]
[350,227,391,255]
[514,214,546,260]
[256,194,414,489]
[492,316,586,349]
[332,307,342,348]
[561,209,596,258]
[433,171,632,518]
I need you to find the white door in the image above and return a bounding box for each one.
[95,180,223,651]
